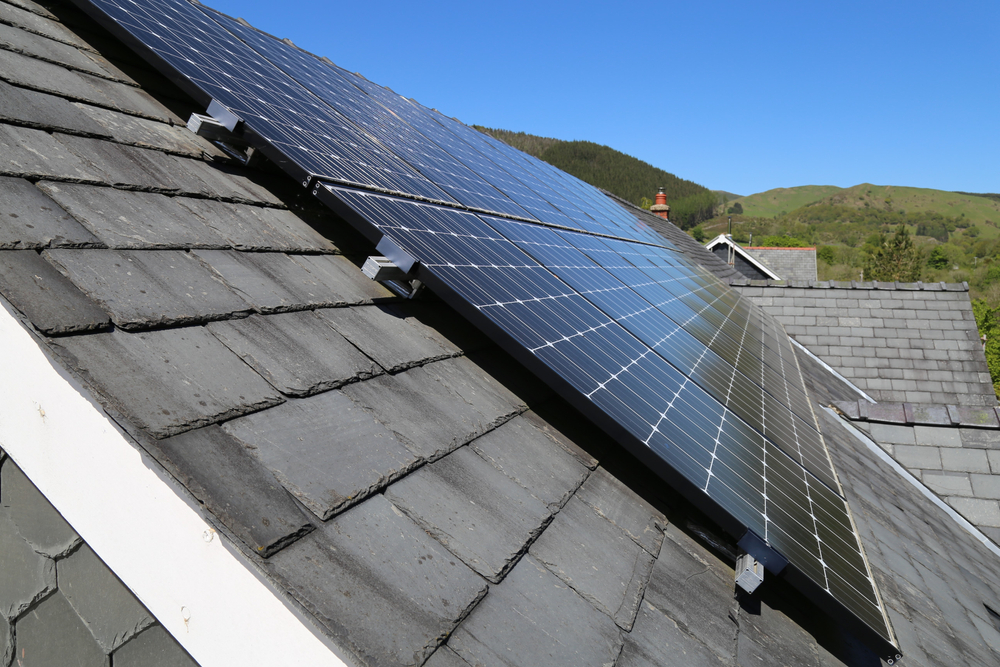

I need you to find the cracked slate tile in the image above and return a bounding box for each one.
[574,467,665,555]
[53,132,183,191]
[342,359,519,460]
[0,615,8,667]
[59,543,155,652]
[206,310,379,396]
[449,555,623,667]
[155,425,314,555]
[319,303,459,373]
[0,460,80,558]
[0,78,110,136]
[175,198,334,253]
[0,123,106,181]
[385,446,551,582]
[529,496,655,630]
[13,591,108,666]
[0,506,55,620]
[266,495,487,667]
[0,249,110,333]
[0,176,101,248]
[110,625,198,667]
[468,413,590,510]
[223,390,419,520]
[191,250,347,312]
[37,182,229,249]
[45,248,250,329]
[50,327,284,438]
[424,646,472,667]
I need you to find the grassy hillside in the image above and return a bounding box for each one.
[474,127,708,208]
[730,186,844,217]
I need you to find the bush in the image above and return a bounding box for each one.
[817,246,835,264]
[691,225,706,242]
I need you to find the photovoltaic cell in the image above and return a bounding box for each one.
[65,0,896,655]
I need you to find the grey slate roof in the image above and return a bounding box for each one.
[733,279,996,406]
[746,246,818,282]
[1,2,1000,666]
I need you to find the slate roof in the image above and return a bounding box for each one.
[1,2,1000,666]
[745,246,818,282]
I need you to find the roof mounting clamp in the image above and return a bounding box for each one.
[363,236,424,299]
[187,101,264,167]
[735,553,764,594]
[362,256,408,282]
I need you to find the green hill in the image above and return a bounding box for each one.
[730,186,844,218]
[473,127,709,208]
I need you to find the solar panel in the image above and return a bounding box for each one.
[67,0,898,657]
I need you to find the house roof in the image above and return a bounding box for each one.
[0,2,999,666]
[705,233,782,280]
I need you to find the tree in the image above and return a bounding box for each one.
[863,225,922,282]
[691,225,706,242]
[927,246,950,270]
[973,299,1000,398]
[727,202,743,215]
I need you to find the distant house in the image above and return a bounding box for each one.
[705,234,817,281]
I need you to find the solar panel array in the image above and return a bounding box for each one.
[70,0,897,656]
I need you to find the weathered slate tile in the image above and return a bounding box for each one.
[575,467,665,555]
[110,625,198,667]
[342,361,511,460]
[223,391,419,520]
[0,249,109,333]
[267,495,487,667]
[421,356,526,424]
[621,600,730,667]
[469,413,590,509]
[0,506,55,620]
[37,182,229,249]
[1,459,80,558]
[319,303,459,373]
[71,103,224,158]
[155,425,314,555]
[175,198,334,252]
[59,543,155,652]
[0,123,105,181]
[50,327,283,438]
[0,615,9,667]
[449,555,623,667]
[53,133,181,191]
[0,1,94,50]
[386,447,551,582]
[191,250,343,312]
[530,496,655,630]
[289,253,395,304]
[0,176,100,249]
[0,47,107,103]
[159,154,283,204]
[45,249,250,329]
[2,0,57,21]
[0,79,109,136]
[518,408,599,470]
[642,525,738,660]
[207,311,378,395]
[0,21,113,79]
[13,592,108,666]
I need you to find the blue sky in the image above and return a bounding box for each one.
[206,0,998,197]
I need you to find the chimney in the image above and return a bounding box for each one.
[650,187,670,220]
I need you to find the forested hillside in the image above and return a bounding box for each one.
[475,127,718,227]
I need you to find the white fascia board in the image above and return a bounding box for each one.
[0,300,352,667]
[704,235,781,280]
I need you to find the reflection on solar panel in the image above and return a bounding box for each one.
[70,0,898,657]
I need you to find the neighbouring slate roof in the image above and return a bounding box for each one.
[0,452,198,666]
[1,2,1000,667]
[733,279,996,407]
[745,246,818,282]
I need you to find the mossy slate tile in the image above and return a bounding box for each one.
[0,176,100,249]
[0,249,110,333]
[1,460,79,558]
[206,310,378,396]
[0,506,55,620]
[155,425,314,556]
[223,391,419,520]
[319,303,458,372]
[51,327,283,438]
[529,496,655,630]
[111,625,198,667]
[468,413,589,510]
[14,592,108,667]
[449,555,622,667]
[45,249,250,329]
[37,182,229,249]
[266,495,486,667]
[385,446,551,582]
[0,79,110,136]
[59,543,154,652]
